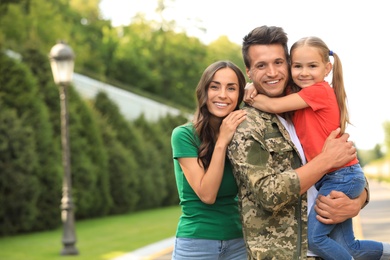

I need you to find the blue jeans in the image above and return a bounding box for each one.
[308,164,385,260]
[172,237,247,260]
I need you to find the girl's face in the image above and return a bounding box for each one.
[206,67,240,118]
[291,45,332,89]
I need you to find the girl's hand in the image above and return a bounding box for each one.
[244,82,257,105]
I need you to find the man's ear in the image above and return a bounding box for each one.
[246,68,251,80]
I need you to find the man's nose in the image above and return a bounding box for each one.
[266,64,277,77]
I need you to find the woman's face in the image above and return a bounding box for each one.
[206,67,240,118]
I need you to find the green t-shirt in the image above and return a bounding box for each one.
[171,123,243,240]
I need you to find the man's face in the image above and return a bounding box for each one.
[246,44,289,97]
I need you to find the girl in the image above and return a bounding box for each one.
[171,60,247,259]
[246,36,390,260]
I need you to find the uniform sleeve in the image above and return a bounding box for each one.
[362,177,370,209]
[227,109,301,213]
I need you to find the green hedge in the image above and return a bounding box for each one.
[0,50,186,236]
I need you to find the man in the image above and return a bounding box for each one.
[227,25,368,259]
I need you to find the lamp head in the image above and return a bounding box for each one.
[49,42,75,85]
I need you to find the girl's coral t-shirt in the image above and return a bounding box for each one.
[294,81,358,166]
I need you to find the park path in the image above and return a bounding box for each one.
[358,179,390,243]
[113,178,390,260]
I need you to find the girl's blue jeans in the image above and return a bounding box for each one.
[308,164,388,260]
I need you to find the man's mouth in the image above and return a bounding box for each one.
[266,79,279,85]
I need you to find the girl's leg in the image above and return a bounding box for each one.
[330,219,388,260]
[309,165,366,260]
[308,206,352,260]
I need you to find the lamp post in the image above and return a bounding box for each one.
[49,42,79,256]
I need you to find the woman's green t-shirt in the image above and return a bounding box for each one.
[171,123,243,240]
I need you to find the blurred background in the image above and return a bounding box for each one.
[0,0,389,259]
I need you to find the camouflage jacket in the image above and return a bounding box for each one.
[227,105,308,260]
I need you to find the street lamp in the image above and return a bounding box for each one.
[49,41,79,256]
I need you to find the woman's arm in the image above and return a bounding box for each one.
[179,110,246,204]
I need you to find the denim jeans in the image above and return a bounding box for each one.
[172,237,247,260]
[308,164,385,260]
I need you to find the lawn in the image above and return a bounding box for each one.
[0,206,181,260]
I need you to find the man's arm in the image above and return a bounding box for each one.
[295,128,357,194]
[314,180,370,224]
[227,108,302,213]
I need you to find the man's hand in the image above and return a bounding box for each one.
[314,190,362,224]
[321,128,357,170]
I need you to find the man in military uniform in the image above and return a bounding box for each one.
[227,25,369,260]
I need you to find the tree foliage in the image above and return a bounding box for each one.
[0,107,39,235]
[0,52,59,234]
[0,0,245,236]
[383,121,390,157]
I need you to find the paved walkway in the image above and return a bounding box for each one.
[112,237,174,260]
[112,179,390,260]
[359,180,390,243]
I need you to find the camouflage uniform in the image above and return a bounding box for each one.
[228,105,309,260]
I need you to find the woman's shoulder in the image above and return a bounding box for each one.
[172,122,197,141]
[172,122,194,134]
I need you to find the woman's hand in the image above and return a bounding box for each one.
[218,110,246,146]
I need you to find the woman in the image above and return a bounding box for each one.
[171,60,247,259]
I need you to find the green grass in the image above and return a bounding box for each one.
[0,206,181,260]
